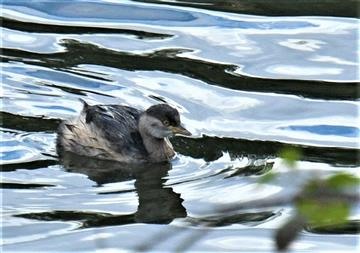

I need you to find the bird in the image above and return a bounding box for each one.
[56,101,191,163]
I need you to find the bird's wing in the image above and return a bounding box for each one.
[84,104,148,156]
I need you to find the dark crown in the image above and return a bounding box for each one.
[146,104,180,126]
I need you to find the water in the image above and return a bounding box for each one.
[1,0,359,252]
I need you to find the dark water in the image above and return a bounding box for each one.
[1,0,359,252]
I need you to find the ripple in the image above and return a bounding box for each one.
[279,39,326,52]
[2,221,77,245]
[0,131,56,165]
[2,1,358,82]
[1,1,359,252]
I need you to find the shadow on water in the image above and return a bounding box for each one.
[0,17,173,40]
[0,111,61,132]
[1,39,358,100]
[0,160,58,172]
[1,112,358,173]
[0,182,55,189]
[134,0,359,18]
[185,211,278,227]
[172,136,360,167]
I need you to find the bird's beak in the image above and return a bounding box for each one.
[169,125,192,136]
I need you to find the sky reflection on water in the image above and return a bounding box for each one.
[1,0,359,252]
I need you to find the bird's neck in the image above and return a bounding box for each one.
[142,136,174,162]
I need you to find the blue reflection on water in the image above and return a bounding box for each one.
[1,150,25,161]
[3,1,196,21]
[3,1,316,29]
[1,1,359,253]
[286,125,359,137]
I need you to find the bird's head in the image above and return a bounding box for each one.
[140,104,191,139]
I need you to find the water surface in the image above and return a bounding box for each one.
[1,0,359,252]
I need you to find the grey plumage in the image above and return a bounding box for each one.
[86,104,147,156]
[57,102,191,163]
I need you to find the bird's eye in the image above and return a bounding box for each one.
[163,120,170,126]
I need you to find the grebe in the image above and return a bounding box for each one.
[56,101,191,163]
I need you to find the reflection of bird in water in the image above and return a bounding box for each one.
[57,101,191,163]
[60,152,187,225]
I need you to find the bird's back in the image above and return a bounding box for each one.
[57,104,148,162]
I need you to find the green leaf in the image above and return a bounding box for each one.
[325,173,360,190]
[296,200,350,226]
[279,147,301,168]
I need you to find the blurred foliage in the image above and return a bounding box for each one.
[270,147,360,251]
[256,146,359,251]
[258,146,302,184]
[279,146,302,168]
[325,173,360,190]
[275,214,306,252]
[296,200,349,226]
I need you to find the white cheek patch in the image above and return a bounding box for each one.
[146,116,172,138]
